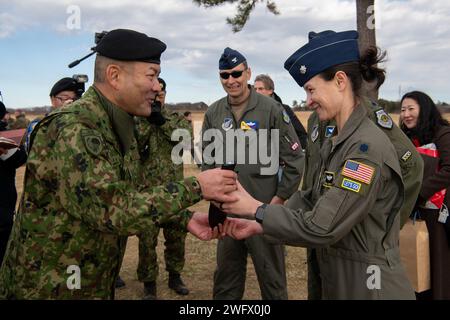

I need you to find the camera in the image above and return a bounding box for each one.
[95,31,109,45]
[72,74,89,98]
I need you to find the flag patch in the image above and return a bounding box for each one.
[342,160,374,185]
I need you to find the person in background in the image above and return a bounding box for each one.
[10,110,29,130]
[0,107,13,131]
[400,90,450,300]
[22,77,87,153]
[202,47,303,300]
[135,78,191,299]
[254,74,307,150]
[0,101,27,266]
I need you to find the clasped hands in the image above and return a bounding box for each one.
[187,167,267,241]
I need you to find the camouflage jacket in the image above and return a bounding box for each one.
[0,86,202,299]
[135,106,193,185]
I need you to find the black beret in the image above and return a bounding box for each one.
[49,77,82,97]
[95,29,167,64]
[219,47,246,70]
[284,30,360,87]
[0,101,6,119]
[158,78,166,92]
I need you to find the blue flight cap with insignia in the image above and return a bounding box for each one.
[68,29,166,68]
[219,47,246,70]
[284,30,360,87]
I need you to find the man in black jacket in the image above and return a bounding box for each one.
[254,74,307,150]
[0,101,27,265]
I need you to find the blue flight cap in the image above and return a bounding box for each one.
[219,47,246,70]
[284,30,360,87]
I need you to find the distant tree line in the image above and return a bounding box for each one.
[292,99,449,114]
[9,100,448,115]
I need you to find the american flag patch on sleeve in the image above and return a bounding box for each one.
[342,160,375,185]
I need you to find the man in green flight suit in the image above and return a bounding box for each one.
[0,29,237,300]
[202,47,304,299]
[136,78,191,299]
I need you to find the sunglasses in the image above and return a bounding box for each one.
[219,69,247,80]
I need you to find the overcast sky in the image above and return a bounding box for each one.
[1,0,449,109]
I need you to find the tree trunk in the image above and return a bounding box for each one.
[356,0,378,100]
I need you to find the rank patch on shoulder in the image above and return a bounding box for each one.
[375,109,393,129]
[81,130,103,156]
[325,126,335,138]
[401,150,412,162]
[291,142,300,151]
[282,110,290,124]
[342,160,374,185]
[222,118,233,131]
[311,125,319,143]
[341,178,361,193]
[240,120,259,131]
[323,171,335,188]
[359,143,369,153]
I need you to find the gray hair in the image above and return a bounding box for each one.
[254,74,275,91]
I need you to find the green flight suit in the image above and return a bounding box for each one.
[202,87,304,299]
[262,104,415,299]
[303,98,423,299]
[135,107,192,282]
[0,86,202,299]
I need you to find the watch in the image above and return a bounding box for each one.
[255,203,267,224]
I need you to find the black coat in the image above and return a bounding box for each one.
[0,145,27,216]
[272,92,308,150]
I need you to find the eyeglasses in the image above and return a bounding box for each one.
[55,95,77,103]
[219,68,247,80]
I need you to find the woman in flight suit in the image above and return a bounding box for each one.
[220,30,415,300]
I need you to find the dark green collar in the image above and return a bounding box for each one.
[92,86,135,155]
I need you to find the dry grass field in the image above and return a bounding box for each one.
[13,111,450,300]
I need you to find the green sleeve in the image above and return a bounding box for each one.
[36,122,201,235]
[263,156,387,247]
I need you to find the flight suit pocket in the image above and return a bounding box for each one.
[311,189,348,232]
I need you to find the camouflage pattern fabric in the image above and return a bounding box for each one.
[0,86,201,299]
[135,109,192,282]
[11,114,30,130]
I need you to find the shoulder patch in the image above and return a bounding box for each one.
[341,178,362,193]
[401,150,412,162]
[375,109,393,129]
[311,124,319,142]
[342,160,375,185]
[81,129,103,156]
[282,110,290,124]
[359,143,369,153]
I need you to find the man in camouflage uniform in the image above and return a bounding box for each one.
[136,78,192,299]
[0,29,236,300]
[11,110,29,129]
[303,98,424,300]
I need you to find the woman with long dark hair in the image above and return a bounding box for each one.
[400,91,450,300]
